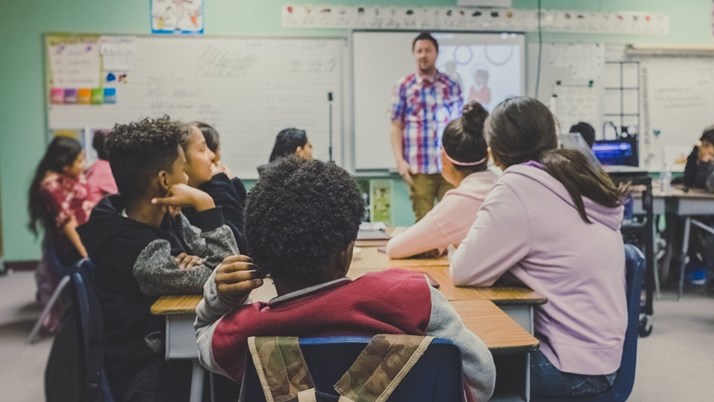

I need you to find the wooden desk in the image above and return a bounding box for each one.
[350,246,449,270]
[151,295,205,402]
[349,251,546,333]
[354,238,389,247]
[354,226,401,248]
[152,295,538,402]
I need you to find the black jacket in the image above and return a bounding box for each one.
[682,146,714,189]
[78,194,233,397]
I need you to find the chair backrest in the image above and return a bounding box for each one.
[240,336,464,402]
[45,258,115,402]
[533,243,645,402]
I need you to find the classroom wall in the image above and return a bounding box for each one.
[2,0,713,261]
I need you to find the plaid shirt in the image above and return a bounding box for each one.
[389,71,463,174]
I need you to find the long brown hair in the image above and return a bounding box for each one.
[487,96,626,223]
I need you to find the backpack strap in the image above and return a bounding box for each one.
[334,334,434,402]
[248,336,316,402]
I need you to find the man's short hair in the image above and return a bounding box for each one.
[106,116,188,201]
[245,157,364,287]
[412,32,438,53]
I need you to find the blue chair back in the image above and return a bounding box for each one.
[46,258,114,402]
[240,336,464,402]
[533,243,645,402]
[71,260,115,402]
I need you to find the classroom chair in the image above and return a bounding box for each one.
[240,335,465,402]
[533,243,645,402]
[27,240,79,344]
[45,259,115,402]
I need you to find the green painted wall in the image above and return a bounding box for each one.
[2,0,712,261]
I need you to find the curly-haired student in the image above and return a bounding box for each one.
[78,116,247,402]
[195,157,495,402]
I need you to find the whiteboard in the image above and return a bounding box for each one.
[353,31,525,171]
[527,42,605,135]
[640,57,714,170]
[47,35,345,179]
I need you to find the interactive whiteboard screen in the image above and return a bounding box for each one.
[353,31,525,170]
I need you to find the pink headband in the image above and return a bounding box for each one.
[442,147,487,167]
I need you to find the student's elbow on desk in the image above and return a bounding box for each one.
[385,238,408,259]
[449,265,498,287]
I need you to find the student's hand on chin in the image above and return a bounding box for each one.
[215,255,264,302]
[212,162,235,179]
[152,183,215,211]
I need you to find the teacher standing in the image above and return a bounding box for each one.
[389,32,464,221]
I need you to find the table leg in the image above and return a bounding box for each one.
[525,353,531,402]
[189,360,205,402]
[678,217,691,300]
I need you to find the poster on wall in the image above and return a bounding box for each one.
[151,0,204,34]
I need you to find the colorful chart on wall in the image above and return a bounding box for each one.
[151,0,204,34]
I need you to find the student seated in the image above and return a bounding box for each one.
[78,116,239,402]
[181,122,248,252]
[450,97,627,398]
[28,136,91,332]
[256,128,313,176]
[193,121,248,202]
[195,157,496,402]
[86,130,118,204]
[386,102,496,258]
[681,126,714,191]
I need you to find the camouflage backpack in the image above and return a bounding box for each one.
[246,334,435,402]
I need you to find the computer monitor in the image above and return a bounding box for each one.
[592,139,638,166]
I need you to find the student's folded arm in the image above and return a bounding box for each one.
[425,285,495,402]
[178,210,239,268]
[132,239,214,296]
[450,182,531,287]
[386,213,449,258]
[194,267,250,377]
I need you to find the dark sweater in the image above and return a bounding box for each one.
[78,194,238,398]
[682,146,714,190]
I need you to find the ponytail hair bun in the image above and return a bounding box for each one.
[442,101,489,169]
[461,102,489,136]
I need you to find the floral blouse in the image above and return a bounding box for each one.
[40,172,92,230]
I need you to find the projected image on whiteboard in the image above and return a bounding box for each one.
[352,31,525,171]
[436,34,523,111]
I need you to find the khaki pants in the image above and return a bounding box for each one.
[409,173,454,221]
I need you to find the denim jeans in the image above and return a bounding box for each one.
[530,349,617,398]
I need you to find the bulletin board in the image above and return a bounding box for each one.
[45,34,346,179]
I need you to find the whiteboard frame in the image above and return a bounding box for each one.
[44,33,349,179]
